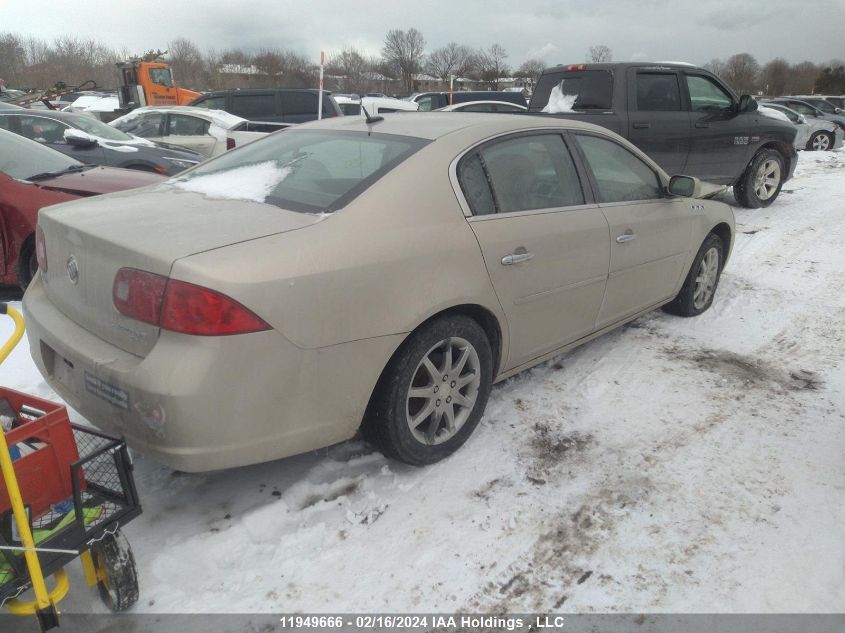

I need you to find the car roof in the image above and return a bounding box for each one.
[540,61,709,74]
[442,101,528,110]
[111,105,246,129]
[302,111,617,140]
[200,88,325,96]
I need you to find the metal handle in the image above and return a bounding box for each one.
[501,252,534,265]
[616,233,637,244]
[694,122,710,128]
[632,122,650,129]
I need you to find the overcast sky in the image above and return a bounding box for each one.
[2,0,842,67]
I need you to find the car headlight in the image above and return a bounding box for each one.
[164,157,199,169]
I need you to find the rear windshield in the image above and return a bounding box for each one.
[171,129,428,213]
[529,70,613,112]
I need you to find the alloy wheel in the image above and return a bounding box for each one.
[812,134,830,151]
[693,247,720,309]
[753,159,781,201]
[406,337,481,445]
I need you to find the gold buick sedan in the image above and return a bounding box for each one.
[24,113,734,471]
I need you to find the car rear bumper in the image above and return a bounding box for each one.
[23,275,402,471]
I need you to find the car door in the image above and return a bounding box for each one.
[572,132,693,328]
[113,111,166,143]
[626,69,691,176]
[682,72,750,182]
[457,132,610,370]
[164,113,217,156]
[230,92,279,122]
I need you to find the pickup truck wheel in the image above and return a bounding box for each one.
[734,149,785,208]
[663,233,724,317]
[807,131,832,151]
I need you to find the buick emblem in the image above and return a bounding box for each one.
[66,255,79,285]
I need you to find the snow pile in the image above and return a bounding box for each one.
[541,84,577,113]
[758,105,792,123]
[171,161,291,202]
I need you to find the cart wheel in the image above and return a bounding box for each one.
[90,530,139,612]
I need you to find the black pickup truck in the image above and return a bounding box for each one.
[528,62,798,208]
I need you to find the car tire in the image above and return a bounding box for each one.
[807,131,833,151]
[16,240,37,290]
[363,315,493,466]
[90,530,140,612]
[733,148,785,208]
[663,233,725,317]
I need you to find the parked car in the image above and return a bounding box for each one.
[789,95,843,115]
[24,113,734,472]
[823,96,845,110]
[110,105,290,157]
[0,129,163,289]
[769,97,845,141]
[436,100,528,113]
[333,95,419,116]
[409,91,528,111]
[188,89,342,123]
[0,110,202,175]
[759,102,843,151]
[528,62,798,208]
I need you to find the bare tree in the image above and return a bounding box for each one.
[761,58,790,96]
[516,58,544,80]
[476,43,510,90]
[588,45,612,63]
[253,49,285,85]
[426,42,471,82]
[721,53,760,94]
[327,46,371,92]
[167,38,205,89]
[382,28,426,93]
[703,58,726,77]
[785,61,819,94]
[0,33,27,87]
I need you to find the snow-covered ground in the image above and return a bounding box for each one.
[1,150,843,614]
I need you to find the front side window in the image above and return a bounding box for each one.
[19,116,68,144]
[458,134,584,215]
[114,112,164,137]
[148,67,173,88]
[785,101,816,116]
[686,75,733,112]
[170,130,428,212]
[192,96,226,110]
[63,113,134,141]
[416,95,438,111]
[636,73,682,111]
[575,134,662,203]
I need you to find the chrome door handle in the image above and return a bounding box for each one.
[501,252,534,265]
[616,233,637,244]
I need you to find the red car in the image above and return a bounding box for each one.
[0,128,164,289]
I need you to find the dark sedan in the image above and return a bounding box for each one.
[0,129,164,289]
[0,110,202,175]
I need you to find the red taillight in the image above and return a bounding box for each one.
[113,268,167,326]
[113,268,270,336]
[35,225,48,272]
[566,64,587,71]
[226,137,236,150]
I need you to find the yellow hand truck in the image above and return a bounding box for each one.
[0,303,142,631]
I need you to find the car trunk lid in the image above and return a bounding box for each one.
[37,186,319,357]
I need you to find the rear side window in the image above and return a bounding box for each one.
[231,94,276,118]
[416,95,439,111]
[171,130,428,213]
[636,73,682,111]
[458,134,584,215]
[115,112,164,137]
[575,134,662,203]
[168,114,210,136]
[283,92,318,116]
[530,71,613,112]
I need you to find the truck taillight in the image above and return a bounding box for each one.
[226,137,236,150]
[566,64,587,71]
[35,225,48,272]
[113,268,270,336]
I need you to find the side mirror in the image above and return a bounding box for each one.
[667,175,701,198]
[64,128,98,148]
[737,94,758,113]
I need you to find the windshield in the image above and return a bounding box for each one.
[810,99,837,114]
[171,129,428,213]
[64,113,134,141]
[0,128,81,180]
[530,70,613,112]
